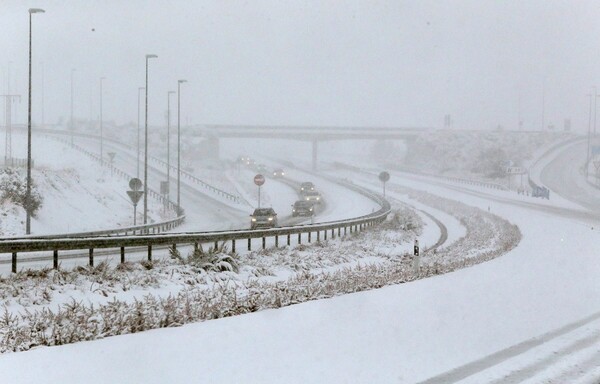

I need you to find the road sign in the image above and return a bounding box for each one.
[129,178,142,191]
[127,190,143,205]
[379,171,390,182]
[254,174,265,186]
[506,166,525,174]
[107,152,116,161]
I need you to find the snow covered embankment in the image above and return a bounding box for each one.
[0,194,519,353]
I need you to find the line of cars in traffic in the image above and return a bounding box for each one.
[238,156,324,229]
[247,181,323,231]
[250,180,323,229]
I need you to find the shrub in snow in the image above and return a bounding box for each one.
[0,201,521,353]
[186,244,239,273]
[0,169,43,217]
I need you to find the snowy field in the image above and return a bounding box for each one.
[1,133,600,383]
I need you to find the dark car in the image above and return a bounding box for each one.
[300,181,315,194]
[273,168,285,178]
[250,207,278,229]
[292,200,314,217]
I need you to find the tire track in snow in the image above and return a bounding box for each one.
[416,311,600,384]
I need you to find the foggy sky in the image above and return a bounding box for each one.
[2,0,600,132]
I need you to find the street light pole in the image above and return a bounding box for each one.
[137,86,144,178]
[41,61,44,127]
[70,68,75,145]
[100,76,105,163]
[594,86,598,137]
[177,79,187,214]
[144,54,158,225]
[587,93,593,179]
[26,8,45,235]
[167,91,176,201]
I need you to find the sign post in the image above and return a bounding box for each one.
[127,178,143,225]
[413,239,420,274]
[378,171,390,197]
[254,174,265,208]
[506,166,526,190]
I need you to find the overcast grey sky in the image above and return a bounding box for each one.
[2,0,600,132]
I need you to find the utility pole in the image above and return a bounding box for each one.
[144,54,158,224]
[26,8,45,235]
[167,90,175,202]
[177,79,187,214]
[1,94,20,164]
[137,86,144,178]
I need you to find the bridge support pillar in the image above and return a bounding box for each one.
[312,139,318,171]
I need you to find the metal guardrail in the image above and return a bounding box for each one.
[27,126,242,205]
[2,181,391,273]
[148,156,242,203]
[332,161,508,191]
[46,136,186,236]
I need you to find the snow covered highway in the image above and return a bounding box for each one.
[4,2,600,381]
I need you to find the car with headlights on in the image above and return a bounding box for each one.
[273,168,285,178]
[300,181,315,194]
[250,208,278,229]
[303,190,322,204]
[292,200,314,217]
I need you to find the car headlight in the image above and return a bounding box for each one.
[306,197,309,200]
[268,217,273,221]
[316,197,320,200]
[309,208,313,211]
[252,218,256,222]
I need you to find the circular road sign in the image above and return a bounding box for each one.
[254,174,265,186]
[129,177,143,191]
[379,171,390,183]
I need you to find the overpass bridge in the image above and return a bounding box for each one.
[5,124,431,171]
[184,125,432,170]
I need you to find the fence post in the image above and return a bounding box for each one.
[248,238,251,251]
[232,239,236,253]
[53,250,58,269]
[89,249,94,267]
[298,233,301,244]
[316,231,320,242]
[121,247,125,263]
[308,231,312,242]
[262,237,266,249]
[287,234,291,246]
[324,230,327,240]
[11,252,17,273]
[148,245,152,261]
